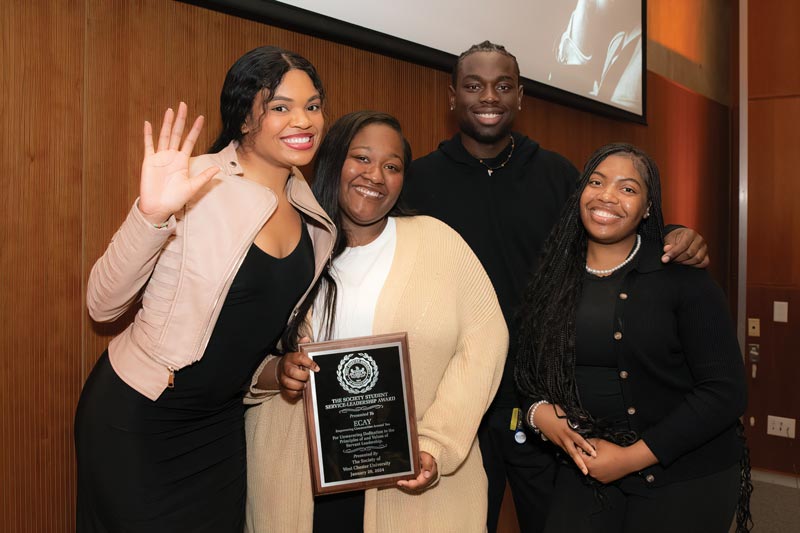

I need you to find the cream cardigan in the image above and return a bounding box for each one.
[244,216,508,533]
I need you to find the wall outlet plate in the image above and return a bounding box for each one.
[767,415,796,438]
[747,318,760,337]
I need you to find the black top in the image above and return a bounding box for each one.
[577,267,631,367]
[74,224,315,532]
[403,132,579,407]
[525,241,747,486]
[165,224,315,404]
[575,264,633,430]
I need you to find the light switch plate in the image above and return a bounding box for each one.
[774,301,788,323]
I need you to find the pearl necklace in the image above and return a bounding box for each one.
[478,136,515,176]
[585,234,642,276]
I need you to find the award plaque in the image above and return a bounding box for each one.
[302,332,419,495]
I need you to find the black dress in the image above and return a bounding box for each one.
[75,227,314,533]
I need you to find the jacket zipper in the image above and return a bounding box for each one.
[162,174,335,387]
[159,187,275,387]
[282,239,334,328]
[191,192,276,364]
[287,186,336,322]
[192,210,274,363]
[165,236,257,387]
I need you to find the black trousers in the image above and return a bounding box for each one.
[480,407,558,533]
[313,491,364,533]
[543,462,740,533]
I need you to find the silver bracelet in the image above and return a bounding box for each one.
[274,356,283,387]
[526,400,550,432]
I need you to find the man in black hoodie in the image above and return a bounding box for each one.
[402,41,709,533]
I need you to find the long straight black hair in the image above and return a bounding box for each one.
[209,46,325,153]
[280,111,412,351]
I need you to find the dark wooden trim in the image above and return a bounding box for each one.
[301,333,420,495]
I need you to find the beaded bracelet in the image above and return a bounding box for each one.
[526,400,550,433]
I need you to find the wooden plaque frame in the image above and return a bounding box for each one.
[302,332,419,495]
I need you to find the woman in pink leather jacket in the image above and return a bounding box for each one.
[74,46,335,533]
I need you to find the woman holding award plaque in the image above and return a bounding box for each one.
[245,111,508,533]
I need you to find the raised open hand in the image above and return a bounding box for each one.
[138,102,220,225]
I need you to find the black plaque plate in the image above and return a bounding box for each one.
[302,332,419,495]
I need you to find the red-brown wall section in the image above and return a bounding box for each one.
[744,0,800,479]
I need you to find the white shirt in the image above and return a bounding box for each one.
[312,217,397,341]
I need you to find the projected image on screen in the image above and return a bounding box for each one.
[548,0,642,114]
[269,0,644,119]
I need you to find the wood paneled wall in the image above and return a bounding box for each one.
[744,0,800,476]
[0,1,733,530]
[0,2,84,531]
[745,287,800,473]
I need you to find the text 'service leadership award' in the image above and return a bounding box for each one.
[302,333,419,495]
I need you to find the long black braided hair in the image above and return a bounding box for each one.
[514,142,752,532]
[515,142,663,432]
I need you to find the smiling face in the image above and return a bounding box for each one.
[240,69,324,173]
[338,123,405,246]
[580,154,650,246]
[450,51,523,152]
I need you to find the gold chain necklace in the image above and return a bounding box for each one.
[478,136,515,176]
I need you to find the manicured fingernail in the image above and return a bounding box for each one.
[423,471,431,478]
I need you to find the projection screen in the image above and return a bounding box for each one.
[184,0,646,123]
